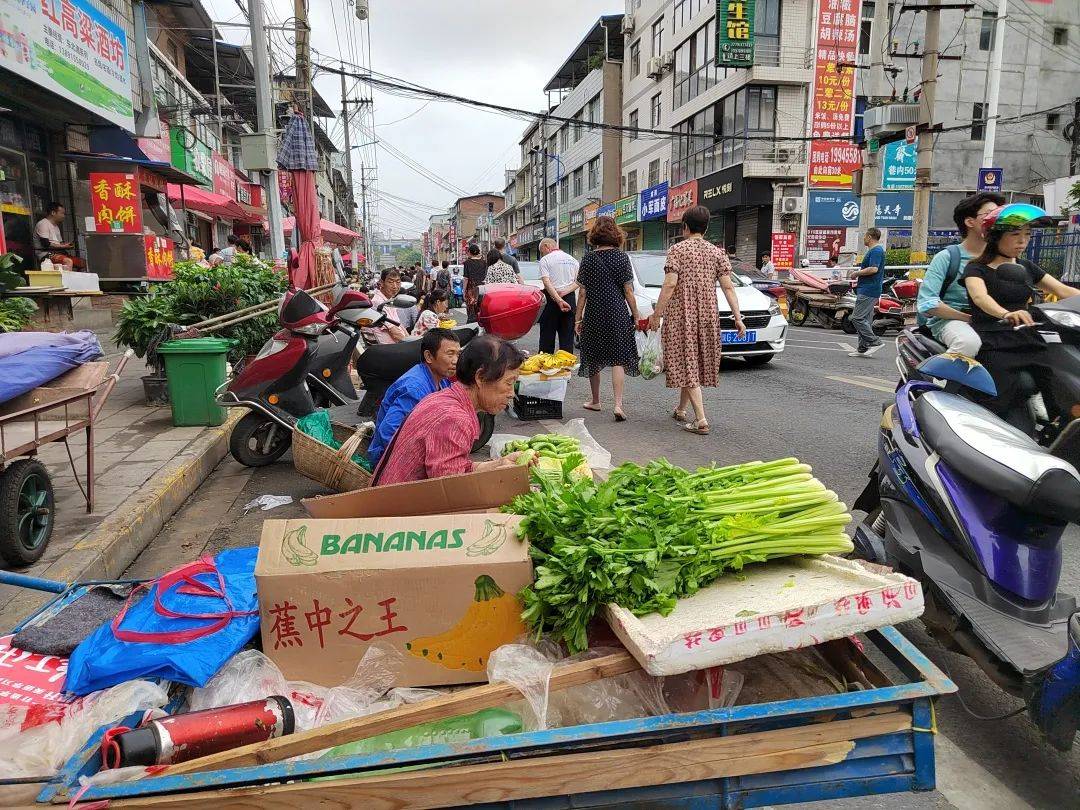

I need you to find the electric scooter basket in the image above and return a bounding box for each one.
[476,284,544,340]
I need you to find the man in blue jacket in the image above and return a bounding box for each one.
[915,192,1005,356]
[367,328,460,466]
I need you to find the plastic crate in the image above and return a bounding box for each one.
[512,394,563,421]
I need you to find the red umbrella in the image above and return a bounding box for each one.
[277,114,322,288]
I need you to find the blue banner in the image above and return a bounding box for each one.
[638,182,669,221]
[873,192,914,227]
[807,191,860,227]
[882,141,916,190]
[597,203,616,219]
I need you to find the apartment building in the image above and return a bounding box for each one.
[621,0,813,261]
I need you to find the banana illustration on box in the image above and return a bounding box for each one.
[406,575,526,672]
[465,519,509,557]
[281,525,319,567]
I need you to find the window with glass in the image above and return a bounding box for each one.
[629,109,639,140]
[630,40,641,77]
[559,175,569,202]
[648,158,661,187]
[971,103,986,140]
[670,87,776,184]
[587,94,601,124]
[979,11,995,51]
[754,0,781,66]
[627,169,638,195]
[650,93,662,128]
[1053,27,1068,47]
[673,0,705,30]
[672,17,721,109]
[573,111,584,143]
[652,18,663,56]
[572,167,583,197]
[559,126,569,151]
[859,2,875,56]
[588,156,599,189]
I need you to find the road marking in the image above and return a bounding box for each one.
[786,344,853,353]
[934,733,1032,810]
[849,374,896,386]
[826,375,896,393]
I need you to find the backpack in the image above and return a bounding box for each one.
[916,244,962,326]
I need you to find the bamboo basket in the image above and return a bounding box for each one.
[292,420,372,492]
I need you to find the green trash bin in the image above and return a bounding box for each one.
[157,337,233,426]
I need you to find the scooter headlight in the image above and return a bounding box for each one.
[255,339,289,361]
[1043,309,1080,329]
[292,321,328,336]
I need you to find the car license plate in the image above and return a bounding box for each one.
[722,330,756,344]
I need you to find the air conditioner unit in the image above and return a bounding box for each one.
[621,15,635,35]
[774,147,792,163]
[781,196,804,214]
[646,56,664,78]
[661,50,674,70]
[863,102,920,133]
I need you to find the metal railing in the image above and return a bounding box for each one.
[743,140,808,164]
[752,44,814,70]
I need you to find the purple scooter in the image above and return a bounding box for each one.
[853,354,1080,750]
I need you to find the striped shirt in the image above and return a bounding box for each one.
[373,382,480,486]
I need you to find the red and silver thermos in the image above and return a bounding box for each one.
[104,696,295,768]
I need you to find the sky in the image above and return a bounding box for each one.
[203,0,621,238]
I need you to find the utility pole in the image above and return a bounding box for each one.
[249,0,285,261]
[359,165,371,278]
[981,0,1007,169]
[1069,97,1080,176]
[294,0,313,121]
[910,0,941,264]
[857,0,891,239]
[340,67,355,271]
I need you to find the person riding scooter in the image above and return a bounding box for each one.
[961,203,1079,430]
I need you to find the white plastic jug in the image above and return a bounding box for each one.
[40,257,55,273]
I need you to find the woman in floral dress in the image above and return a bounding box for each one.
[484,249,523,285]
[648,205,745,435]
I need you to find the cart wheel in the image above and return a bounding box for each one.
[839,313,856,334]
[472,411,496,453]
[789,298,810,325]
[229,413,292,467]
[0,459,55,567]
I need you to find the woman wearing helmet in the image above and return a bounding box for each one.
[960,203,1078,424]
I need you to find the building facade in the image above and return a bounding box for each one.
[448,192,505,257]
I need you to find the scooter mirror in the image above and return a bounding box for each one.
[392,294,417,309]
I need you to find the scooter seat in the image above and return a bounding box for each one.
[915,390,1080,523]
[354,325,480,383]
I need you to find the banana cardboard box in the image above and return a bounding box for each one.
[255,514,533,687]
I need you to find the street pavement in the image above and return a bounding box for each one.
[123,324,1079,808]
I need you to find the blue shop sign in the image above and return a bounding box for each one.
[874,191,914,227]
[597,203,616,219]
[882,141,916,190]
[807,191,860,227]
[638,182,669,221]
[545,218,557,238]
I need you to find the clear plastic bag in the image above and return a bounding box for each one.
[636,330,663,380]
[0,679,168,778]
[486,641,668,731]
[488,420,611,469]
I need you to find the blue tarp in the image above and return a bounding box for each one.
[0,332,103,405]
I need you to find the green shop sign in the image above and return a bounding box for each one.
[169,127,213,186]
[614,195,638,225]
[558,212,570,235]
[717,0,756,68]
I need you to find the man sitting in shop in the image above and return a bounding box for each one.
[34,202,85,269]
[367,328,460,466]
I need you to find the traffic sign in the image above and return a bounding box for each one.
[868,138,880,154]
[905,125,917,144]
[977,167,1003,192]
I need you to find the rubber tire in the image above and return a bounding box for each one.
[0,459,55,567]
[839,314,856,334]
[473,411,496,453]
[789,298,810,325]
[742,353,774,367]
[872,321,888,337]
[230,412,292,467]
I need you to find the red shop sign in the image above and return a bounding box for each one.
[770,232,796,270]
[144,235,176,280]
[666,180,698,223]
[89,172,143,234]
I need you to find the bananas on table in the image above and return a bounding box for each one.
[520,350,577,375]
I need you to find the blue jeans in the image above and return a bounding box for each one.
[852,294,882,351]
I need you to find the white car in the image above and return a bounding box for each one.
[519,250,787,366]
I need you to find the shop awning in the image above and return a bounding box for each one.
[280,216,362,247]
[168,184,250,221]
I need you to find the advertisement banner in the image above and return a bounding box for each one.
[806,227,845,263]
[170,128,212,186]
[807,190,860,227]
[770,232,796,270]
[0,0,134,131]
[136,121,172,164]
[88,172,142,233]
[666,180,698,223]
[558,211,570,235]
[717,0,756,68]
[872,191,914,227]
[597,203,616,219]
[882,141,916,190]
[639,181,669,221]
[212,153,237,200]
[614,195,638,225]
[583,201,600,230]
[808,0,860,188]
[570,208,584,232]
[144,235,175,280]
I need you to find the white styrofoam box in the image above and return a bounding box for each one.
[61,271,100,292]
[605,555,924,676]
[517,376,569,403]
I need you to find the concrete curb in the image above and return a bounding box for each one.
[39,409,242,585]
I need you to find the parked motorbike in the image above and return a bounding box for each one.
[853,354,1080,750]
[895,294,1080,450]
[835,280,907,335]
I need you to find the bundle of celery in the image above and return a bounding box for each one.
[502,434,591,485]
[509,457,853,653]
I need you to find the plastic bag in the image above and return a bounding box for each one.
[296,411,372,469]
[243,495,294,512]
[636,330,663,380]
[65,548,260,696]
[486,641,668,731]
[491,420,611,469]
[0,679,168,778]
[188,645,442,734]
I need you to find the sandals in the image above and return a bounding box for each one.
[683,419,710,435]
[583,402,602,412]
[672,409,688,422]
[614,410,627,423]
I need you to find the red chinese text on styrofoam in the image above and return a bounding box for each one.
[0,635,77,730]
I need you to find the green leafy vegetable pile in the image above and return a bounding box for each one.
[501,434,590,485]
[510,457,854,653]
